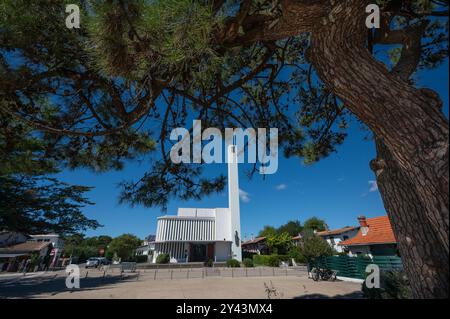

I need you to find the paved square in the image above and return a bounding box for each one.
[0,268,363,299]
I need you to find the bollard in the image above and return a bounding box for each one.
[170,269,173,280]
[187,269,189,279]
[85,271,88,278]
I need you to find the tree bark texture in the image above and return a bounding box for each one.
[372,138,449,298]
[305,0,449,298]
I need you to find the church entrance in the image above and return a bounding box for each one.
[189,243,215,262]
[189,244,206,262]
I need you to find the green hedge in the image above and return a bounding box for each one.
[242,258,254,268]
[253,254,290,267]
[226,259,241,268]
[156,253,170,264]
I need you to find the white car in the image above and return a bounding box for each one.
[86,257,110,268]
[85,257,100,268]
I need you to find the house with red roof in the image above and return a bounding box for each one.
[316,226,359,253]
[241,237,269,255]
[338,215,398,257]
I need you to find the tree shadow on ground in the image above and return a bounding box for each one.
[294,291,364,299]
[0,273,139,299]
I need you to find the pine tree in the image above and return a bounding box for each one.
[0,0,448,297]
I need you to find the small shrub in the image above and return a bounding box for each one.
[362,270,412,299]
[226,259,241,268]
[253,254,285,267]
[156,253,170,264]
[243,258,254,268]
[253,254,271,266]
[287,247,307,264]
[267,255,280,267]
[204,259,213,267]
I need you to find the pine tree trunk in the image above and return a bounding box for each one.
[372,138,449,298]
[307,0,449,297]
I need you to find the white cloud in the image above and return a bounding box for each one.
[239,188,250,203]
[368,180,378,192]
[275,183,287,191]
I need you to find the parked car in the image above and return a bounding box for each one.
[86,257,100,268]
[85,257,110,268]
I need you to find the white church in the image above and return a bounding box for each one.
[152,145,242,263]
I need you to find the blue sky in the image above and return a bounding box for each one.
[56,60,449,241]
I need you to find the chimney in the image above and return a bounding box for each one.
[358,216,369,236]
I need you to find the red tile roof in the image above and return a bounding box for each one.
[339,216,397,246]
[242,237,266,246]
[317,226,358,237]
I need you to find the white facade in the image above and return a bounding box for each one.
[28,234,64,267]
[318,228,359,253]
[153,145,242,263]
[28,234,64,251]
[316,226,359,253]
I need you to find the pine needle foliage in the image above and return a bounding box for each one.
[87,0,220,82]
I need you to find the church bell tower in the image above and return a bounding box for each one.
[227,144,242,261]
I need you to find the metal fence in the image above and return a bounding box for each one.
[82,266,308,281]
[310,255,403,279]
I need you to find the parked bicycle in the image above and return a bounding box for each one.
[310,266,337,281]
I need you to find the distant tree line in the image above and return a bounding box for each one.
[258,217,328,238]
[63,233,142,263]
[254,217,333,262]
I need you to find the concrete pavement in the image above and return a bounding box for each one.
[0,268,363,299]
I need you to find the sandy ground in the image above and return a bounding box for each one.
[0,268,363,299]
